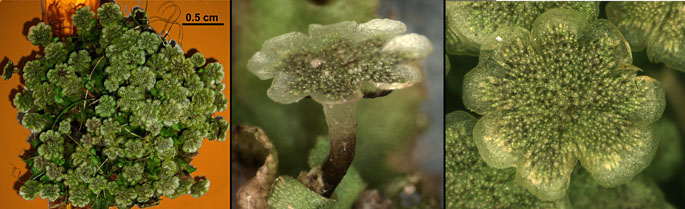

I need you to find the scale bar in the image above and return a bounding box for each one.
[182,23,225,26]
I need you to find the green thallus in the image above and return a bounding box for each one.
[607,2,685,71]
[445,111,568,209]
[248,18,432,197]
[446,1,598,56]
[463,8,665,200]
[445,109,672,209]
[11,2,228,208]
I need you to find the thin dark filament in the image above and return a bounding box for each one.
[149,1,184,45]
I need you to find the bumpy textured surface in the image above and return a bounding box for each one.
[446,1,598,56]
[445,111,565,209]
[27,22,53,46]
[268,176,334,209]
[266,136,366,209]
[463,8,665,201]
[13,3,227,208]
[247,18,431,104]
[607,2,685,71]
[568,170,673,209]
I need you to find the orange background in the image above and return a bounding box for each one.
[0,0,229,208]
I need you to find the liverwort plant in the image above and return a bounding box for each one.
[606,2,685,71]
[445,111,569,209]
[3,60,16,80]
[8,2,228,208]
[446,1,598,56]
[462,8,665,200]
[247,18,432,197]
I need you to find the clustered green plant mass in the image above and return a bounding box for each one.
[7,2,228,208]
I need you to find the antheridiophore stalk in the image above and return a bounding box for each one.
[320,102,357,197]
